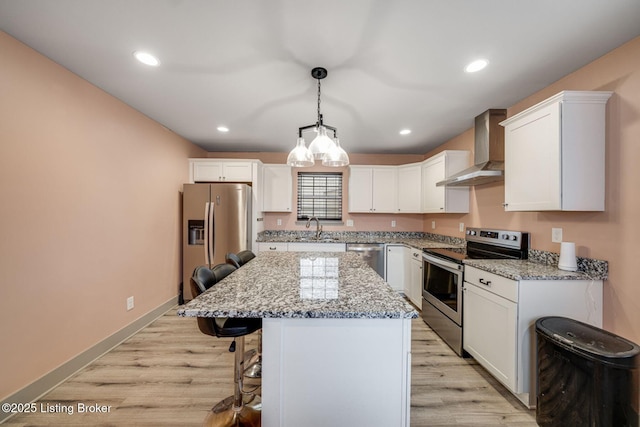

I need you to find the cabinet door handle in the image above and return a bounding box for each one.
[269,246,277,250]
[479,278,492,286]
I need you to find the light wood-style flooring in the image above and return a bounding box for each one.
[4,307,536,426]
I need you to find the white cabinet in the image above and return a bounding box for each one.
[462,265,603,408]
[463,272,518,391]
[421,151,470,213]
[262,164,293,212]
[258,242,288,252]
[191,159,253,182]
[397,163,422,213]
[287,242,346,252]
[348,166,398,213]
[385,245,405,292]
[406,247,423,307]
[501,91,612,211]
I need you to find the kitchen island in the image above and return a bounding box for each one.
[178,251,418,427]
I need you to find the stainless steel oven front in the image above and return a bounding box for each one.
[421,252,464,355]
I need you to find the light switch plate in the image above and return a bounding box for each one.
[459,222,464,232]
[431,221,436,229]
[552,228,563,243]
[391,220,396,228]
[346,219,354,227]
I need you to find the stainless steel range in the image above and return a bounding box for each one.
[421,227,530,356]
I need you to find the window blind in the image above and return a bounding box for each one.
[297,172,343,221]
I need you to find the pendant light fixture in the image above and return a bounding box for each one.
[287,67,349,167]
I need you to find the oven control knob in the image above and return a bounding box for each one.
[501,234,509,240]
[511,235,518,241]
[469,230,476,235]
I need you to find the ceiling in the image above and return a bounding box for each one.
[2,1,640,155]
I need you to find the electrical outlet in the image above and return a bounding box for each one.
[276,218,282,226]
[431,221,436,229]
[391,220,396,228]
[126,296,134,311]
[459,222,464,232]
[346,219,354,227]
[552,228,563,243]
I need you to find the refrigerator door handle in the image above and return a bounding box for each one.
[203,202,211,266]
[209,198,216,264]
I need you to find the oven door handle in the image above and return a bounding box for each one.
[422,252,463,272]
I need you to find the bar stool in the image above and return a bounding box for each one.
[225,250,256,269]
[225,251,261,379]
[190,264,262,427]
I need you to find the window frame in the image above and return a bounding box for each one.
[296,172,343,223]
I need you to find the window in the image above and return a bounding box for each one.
[297,172,343,221]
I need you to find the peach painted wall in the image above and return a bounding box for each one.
[0,32,206,400]
[423,36,640,344]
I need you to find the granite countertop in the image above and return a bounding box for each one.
[257,231,464,251]
[178,251,419,319]
[464,259,607,281]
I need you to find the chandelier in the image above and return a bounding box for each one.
[287,67,349,167]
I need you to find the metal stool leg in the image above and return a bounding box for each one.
[204,336,261,427]
[244,331,262,379]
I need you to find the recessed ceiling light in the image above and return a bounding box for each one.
[465,59,489,73]
[133,51,160,66]
[399,129,412,135]
[217,126,230,133]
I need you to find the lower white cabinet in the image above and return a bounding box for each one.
[385,245,405,291]
[462,265,603,408]
[257,242,346,252]
[406,247,423,307]
[257,242,288,252]
[287,242,346,252]
[463,278,518,391]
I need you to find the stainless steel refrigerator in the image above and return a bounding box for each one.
[182,183,252,300]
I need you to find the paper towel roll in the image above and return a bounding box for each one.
[558,242,578,271]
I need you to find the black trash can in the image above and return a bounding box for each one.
[536,316,639,427]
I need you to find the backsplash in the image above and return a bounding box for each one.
[528,249,608,279]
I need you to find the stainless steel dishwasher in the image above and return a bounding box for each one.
[346,243,385,278]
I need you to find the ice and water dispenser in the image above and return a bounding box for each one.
[187,220,205,245]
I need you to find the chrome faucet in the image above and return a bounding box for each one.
[305,216,323,240]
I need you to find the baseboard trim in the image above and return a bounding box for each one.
[0,296,178,424]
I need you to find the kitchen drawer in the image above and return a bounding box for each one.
[258,242,288,252]
[464,266,518,303]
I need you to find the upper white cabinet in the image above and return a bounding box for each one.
[397,163,422,213]
[348,166,398,213]
[191,159,253,182]
[262,164,293,212]
[501,91,612,211]
[421,151,470,213]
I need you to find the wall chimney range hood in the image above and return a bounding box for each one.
[436,109,507,187]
